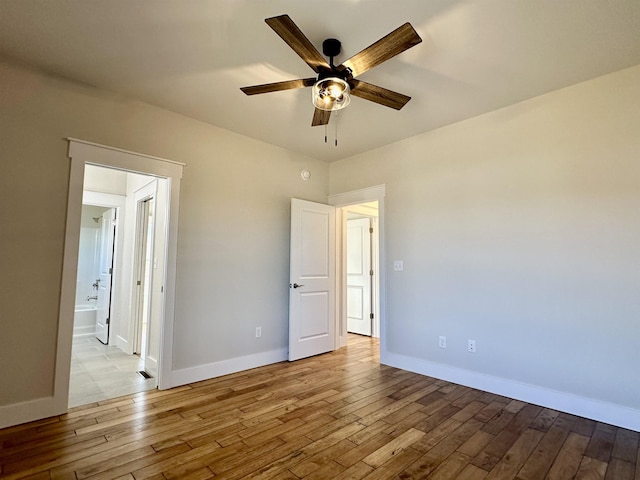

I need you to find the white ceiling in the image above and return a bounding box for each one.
[1,0,639,162]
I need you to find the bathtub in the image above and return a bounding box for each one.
[73,304,97,337]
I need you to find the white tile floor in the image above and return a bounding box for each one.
[69,336,157,407]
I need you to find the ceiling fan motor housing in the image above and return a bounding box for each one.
[322,38,341,58]
[318,38,353,86]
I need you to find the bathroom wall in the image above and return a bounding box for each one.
[75,205,109,307]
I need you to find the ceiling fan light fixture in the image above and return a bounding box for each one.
[312,77,351,111]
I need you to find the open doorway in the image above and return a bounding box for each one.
[329,185,386,355]
[45,138,183,421]
[344,202,380,338]
[68,163,167,407]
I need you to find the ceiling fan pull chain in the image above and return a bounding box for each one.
[335,111,339,147]
[324,123,328,144]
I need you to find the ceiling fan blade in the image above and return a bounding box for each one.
[265,15,330,73]
[240,78,316,95]
[350,80,411,110]
[338,23,422,78]
[312,108,331,126]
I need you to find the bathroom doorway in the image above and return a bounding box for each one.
[69,164,166,406]
[54,139,183,416]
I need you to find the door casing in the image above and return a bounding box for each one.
[55,139,183,415]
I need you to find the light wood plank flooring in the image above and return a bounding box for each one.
[1,335,638,479]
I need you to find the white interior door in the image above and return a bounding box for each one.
[131,181,157,376]
[289,198,336,361]
[130,177,166,381]
[146,178,167,379]
[133,196,151,356]
[347,217,372,336]
[95,208,116,344]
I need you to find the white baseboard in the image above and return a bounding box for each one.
[169,348,288,388]
[0,396,66,430]
[72,331,94,338]
[382,350,640,432]
[1,349,286,429]
[115,335,130,354]
[145,355,159,377]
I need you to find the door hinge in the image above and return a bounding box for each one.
[137,280,141,286]
[370,270,374,276]
[106,317,110,325]
[370,313,374,320]
[109,267,113,274]
[161,286,164,293]
[369,227,374,234]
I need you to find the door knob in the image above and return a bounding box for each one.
[292,283,304,289]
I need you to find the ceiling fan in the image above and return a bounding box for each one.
[241,14,422,127]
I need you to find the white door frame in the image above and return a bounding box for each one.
[54,139,183,414]
[329,185,386,353]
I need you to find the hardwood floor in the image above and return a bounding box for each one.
[1,335,638,480]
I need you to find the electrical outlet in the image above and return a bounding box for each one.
[439,336,447,349]
[256,327,262,338]
[468,339,476,353]
[393,260,404,271]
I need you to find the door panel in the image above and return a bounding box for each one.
[95,208,116,344]
[300,211,330,276]
[147,178,167,379]
[346,217,372,336]
[289,198,335,361]
[298,291,331,339]
[347,286,364,320]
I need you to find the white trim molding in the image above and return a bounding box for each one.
[0,397,63,431]
[383,351,640,432]
[329,184,386,207]
[68,138,186,168]
[170,349,288,387]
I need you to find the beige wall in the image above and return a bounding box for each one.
[330,65,640,428]
[0,60,328,409]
